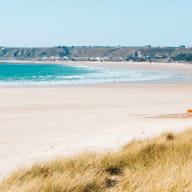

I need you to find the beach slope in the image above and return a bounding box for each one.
[0,83,192,179]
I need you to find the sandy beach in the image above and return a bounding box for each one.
[1,62,192,180]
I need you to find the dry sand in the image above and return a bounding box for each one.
[0,62,192,180]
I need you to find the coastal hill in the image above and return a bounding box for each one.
[0,46,192,62]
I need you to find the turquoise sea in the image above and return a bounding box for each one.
[0,63,188,86]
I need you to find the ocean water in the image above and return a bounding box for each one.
[0,63,187,86]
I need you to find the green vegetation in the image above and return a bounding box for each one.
[172,54,192,61]
[1,129,192,192]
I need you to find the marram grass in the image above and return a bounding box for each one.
[1,130,192,192]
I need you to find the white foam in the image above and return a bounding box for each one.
[0,65,187,87]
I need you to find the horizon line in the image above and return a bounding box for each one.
[0,45,191,49]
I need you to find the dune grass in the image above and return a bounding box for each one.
[1,130,192,192]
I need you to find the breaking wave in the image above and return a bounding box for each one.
[0,63,187,87]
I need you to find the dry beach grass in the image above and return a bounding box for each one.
[1,129,192,192]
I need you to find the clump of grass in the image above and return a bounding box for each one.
[1,129,192,192]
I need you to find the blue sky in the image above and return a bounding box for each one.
[0,0,192,47]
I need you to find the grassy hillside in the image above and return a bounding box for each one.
[1,129,192,192]
[1,46,192,62]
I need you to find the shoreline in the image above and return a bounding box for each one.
[1,59,192,73]
[0,60,192,87]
